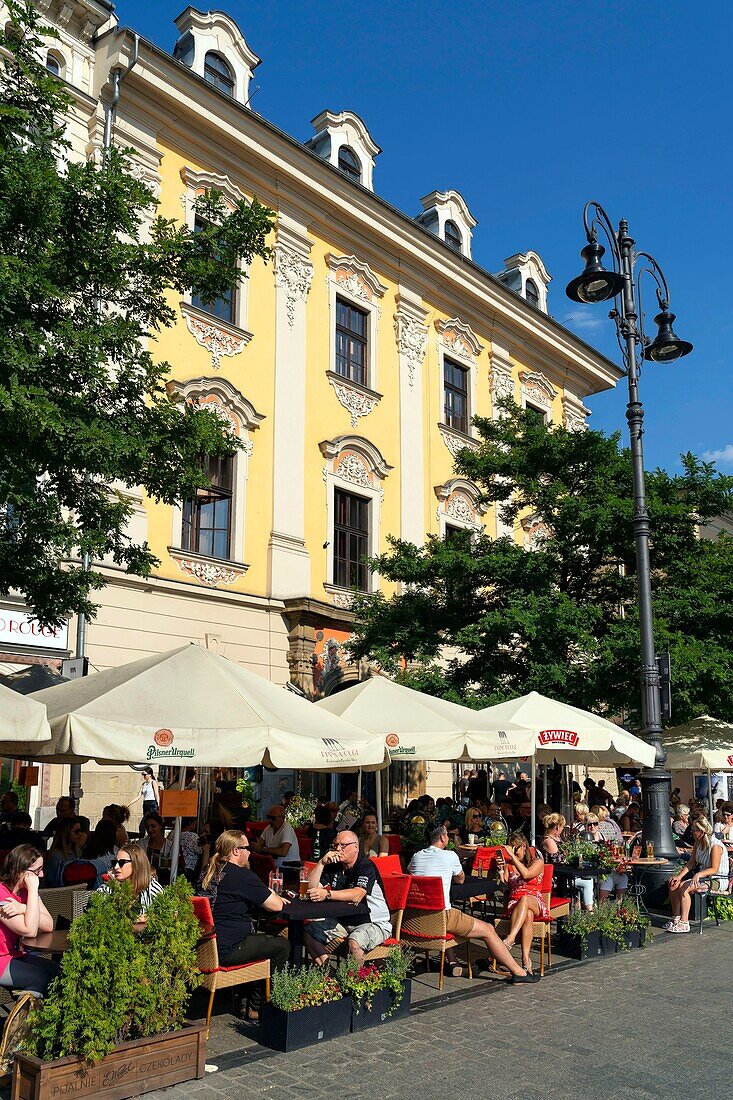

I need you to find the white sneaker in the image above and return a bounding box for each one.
[669,921,690,933]
[664,917,680,931]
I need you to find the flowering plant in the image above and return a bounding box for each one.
[270,963,342,1013]
[335,961,383,1013]
[285,794,317,829]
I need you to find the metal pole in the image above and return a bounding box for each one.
[530,758,536,847]
[707,768,714,827]
[375,769,383,834]
[617,220,677,861]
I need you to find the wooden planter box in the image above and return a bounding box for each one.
[258,999,350,1052]
[12,1022,206,1100]
[349,981,412,1032]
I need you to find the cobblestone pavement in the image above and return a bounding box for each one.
[142,922,732,1100]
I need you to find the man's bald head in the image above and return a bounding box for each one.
[335,829,360,866]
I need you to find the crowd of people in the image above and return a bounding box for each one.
[0,769,730,1016]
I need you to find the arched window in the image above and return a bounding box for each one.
[444,220,463,254]
[337,145,361,183]
[45,52,62,77]
[525,279,540,308]
[204,51,235,97]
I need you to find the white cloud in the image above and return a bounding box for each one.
[702,444,733,468]
[562,311,606,334]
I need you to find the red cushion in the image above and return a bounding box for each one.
[550,898,571,908]
[199,959,270,975]
[402,930,456,943]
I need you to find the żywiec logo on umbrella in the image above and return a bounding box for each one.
[538,729,580,747]
[320,737,359,763]
[146,728,195,761]
[727,754,733,767]
[385,733,415,757]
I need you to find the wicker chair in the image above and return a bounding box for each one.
[191,897,270,1037]
[493,863,570,975]
[40,885,92,927]
[361,873,412,962]
[400,876,472,990]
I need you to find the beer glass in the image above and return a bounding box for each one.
[299,867,309,899]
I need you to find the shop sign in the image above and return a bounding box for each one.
[0,609,68,651]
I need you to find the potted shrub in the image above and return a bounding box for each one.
[336,946,413,1031]
[15,878,204,1100]
[259,964,349,1052]
[556,908,602,960]
[615,903,652,948]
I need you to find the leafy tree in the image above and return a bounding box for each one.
[0,2,274,625]
[349,402,733,725]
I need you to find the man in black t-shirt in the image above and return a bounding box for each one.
[304,831,392,963]
[206,830,290,1012]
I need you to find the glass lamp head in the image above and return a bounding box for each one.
[566,240,625,304]
[643,308,693,362]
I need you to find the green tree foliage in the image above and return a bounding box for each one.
[26,877,200,1065]
[350,402,733,725]
[0,3,274,625]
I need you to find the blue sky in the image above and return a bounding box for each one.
[117,1,731,474]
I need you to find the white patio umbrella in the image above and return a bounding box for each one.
[316,676,535,829]
[480,691,656,842]
[660,715,733,824]
[0,681,52,751]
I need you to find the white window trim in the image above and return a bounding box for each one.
[320,436,392,605]
[326,253,386,392]
[179,166,252,336]
[434,478,487,540]
[167,377,264,582]
[435,318,483,446]
[519,369,557,422]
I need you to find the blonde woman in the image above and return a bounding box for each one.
[592,805,624,843]
[582,813,627,902]
[201,830,290,1019]
[571,803,589,835]
[542,814,593,911]
[667,817,730,933]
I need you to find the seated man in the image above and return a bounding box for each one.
[304,831,391,963]
[41,796,76,840]
[1,811,46,852]
[252,805,300,869]
[408,825,539,983]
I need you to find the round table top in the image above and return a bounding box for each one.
[628,857,669,866]
[278,898,370,922]
[22,930,70,952]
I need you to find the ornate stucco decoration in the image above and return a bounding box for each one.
[326,255,387,307]
[169,549,248,587]
[519,369,557,410]
[394,312,428,387]
[275,244,314,326]
[435,317,484,364]
[167,376,264,449]
[562,393,591,432]
[434,478,487,532]
[322,585,355,609]
[180,303,252,369]
[491,367,516,406]
[521,512,551,550]
[326,372,382,428]
[438,424,479,459]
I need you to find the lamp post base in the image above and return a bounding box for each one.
[639,767,678,860]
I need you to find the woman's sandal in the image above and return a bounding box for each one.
[449,963,469,978]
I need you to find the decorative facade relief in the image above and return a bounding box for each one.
[519,369,557,411]
[521,512,551,551]
[562,393,591,432]
[275,243,314,327]
[435,317,484,364]
[326,374,382,427]
[438,423,479,458]
[434,478,487,534]
[491,368,516,407]
[335,451,377,492]
[170,552,248,587]
[394,311,428,388]
[326,255,386,307]
[181,304,251,369]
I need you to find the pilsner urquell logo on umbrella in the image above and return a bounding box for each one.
[538,729,580,747]
[146,728,195,761]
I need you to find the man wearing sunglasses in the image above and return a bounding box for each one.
[303,831,391,964]
[252,806,300,869]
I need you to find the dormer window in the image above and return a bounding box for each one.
[525,279,540,308]
[445,220,463,255]
[337,145,362,184]
[204,51,235,97]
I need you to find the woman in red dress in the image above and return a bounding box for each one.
[497,832,548,974]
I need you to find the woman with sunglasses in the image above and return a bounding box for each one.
[713,803,733,843]
[100,843,164,919]
[461,807,485,843]
[582,814,628,902]
[0,845,58,996]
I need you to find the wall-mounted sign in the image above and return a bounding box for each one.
[0,609,68,651]
[159,789,198,818]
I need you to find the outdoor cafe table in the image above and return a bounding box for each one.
[553,864,607,907]
[450,878,500,904]
[22,930,70,956]
[275,898,370,964]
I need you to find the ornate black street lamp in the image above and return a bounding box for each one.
[566,202,692,864]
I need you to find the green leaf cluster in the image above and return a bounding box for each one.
[269,963,342,1013]
[563,899,651,949]
[349,401,733,725]
[25,877,200,1065]
[0,3,275,625]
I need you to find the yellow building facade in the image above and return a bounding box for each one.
[1,3,622,812]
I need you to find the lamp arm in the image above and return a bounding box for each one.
[582,201,621,270]
[634,251,671,309]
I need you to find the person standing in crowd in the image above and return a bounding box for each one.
[201,830,290,1020]
[468,769,489,805]
[0,792,19,828]
[491,771,512,804]
[252,806,300,868]
[127,769,161,826]
[359,812,389,857]
[457,771,472,806]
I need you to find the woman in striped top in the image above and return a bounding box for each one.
[98,843,164,919]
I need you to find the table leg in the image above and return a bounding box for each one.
[287,920,305,967]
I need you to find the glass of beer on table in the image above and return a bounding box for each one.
[299,867,309,899]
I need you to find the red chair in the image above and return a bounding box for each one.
[362,873,412,961]
[494,863,570,976]
[400,876,472,990]
[244,821,268,840]
[294,827,310,838]
[369,853,402,876]
[191,897,270,1037]
[62,861,98,888]
[386,834,403,856]
[249,852,276,886]
[297,836,313,861]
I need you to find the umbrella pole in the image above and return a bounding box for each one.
[707,768,714,826]
[169,766,184,885]
[530,758,536,848]
[375,769,383,834]
[357,768,362,806]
